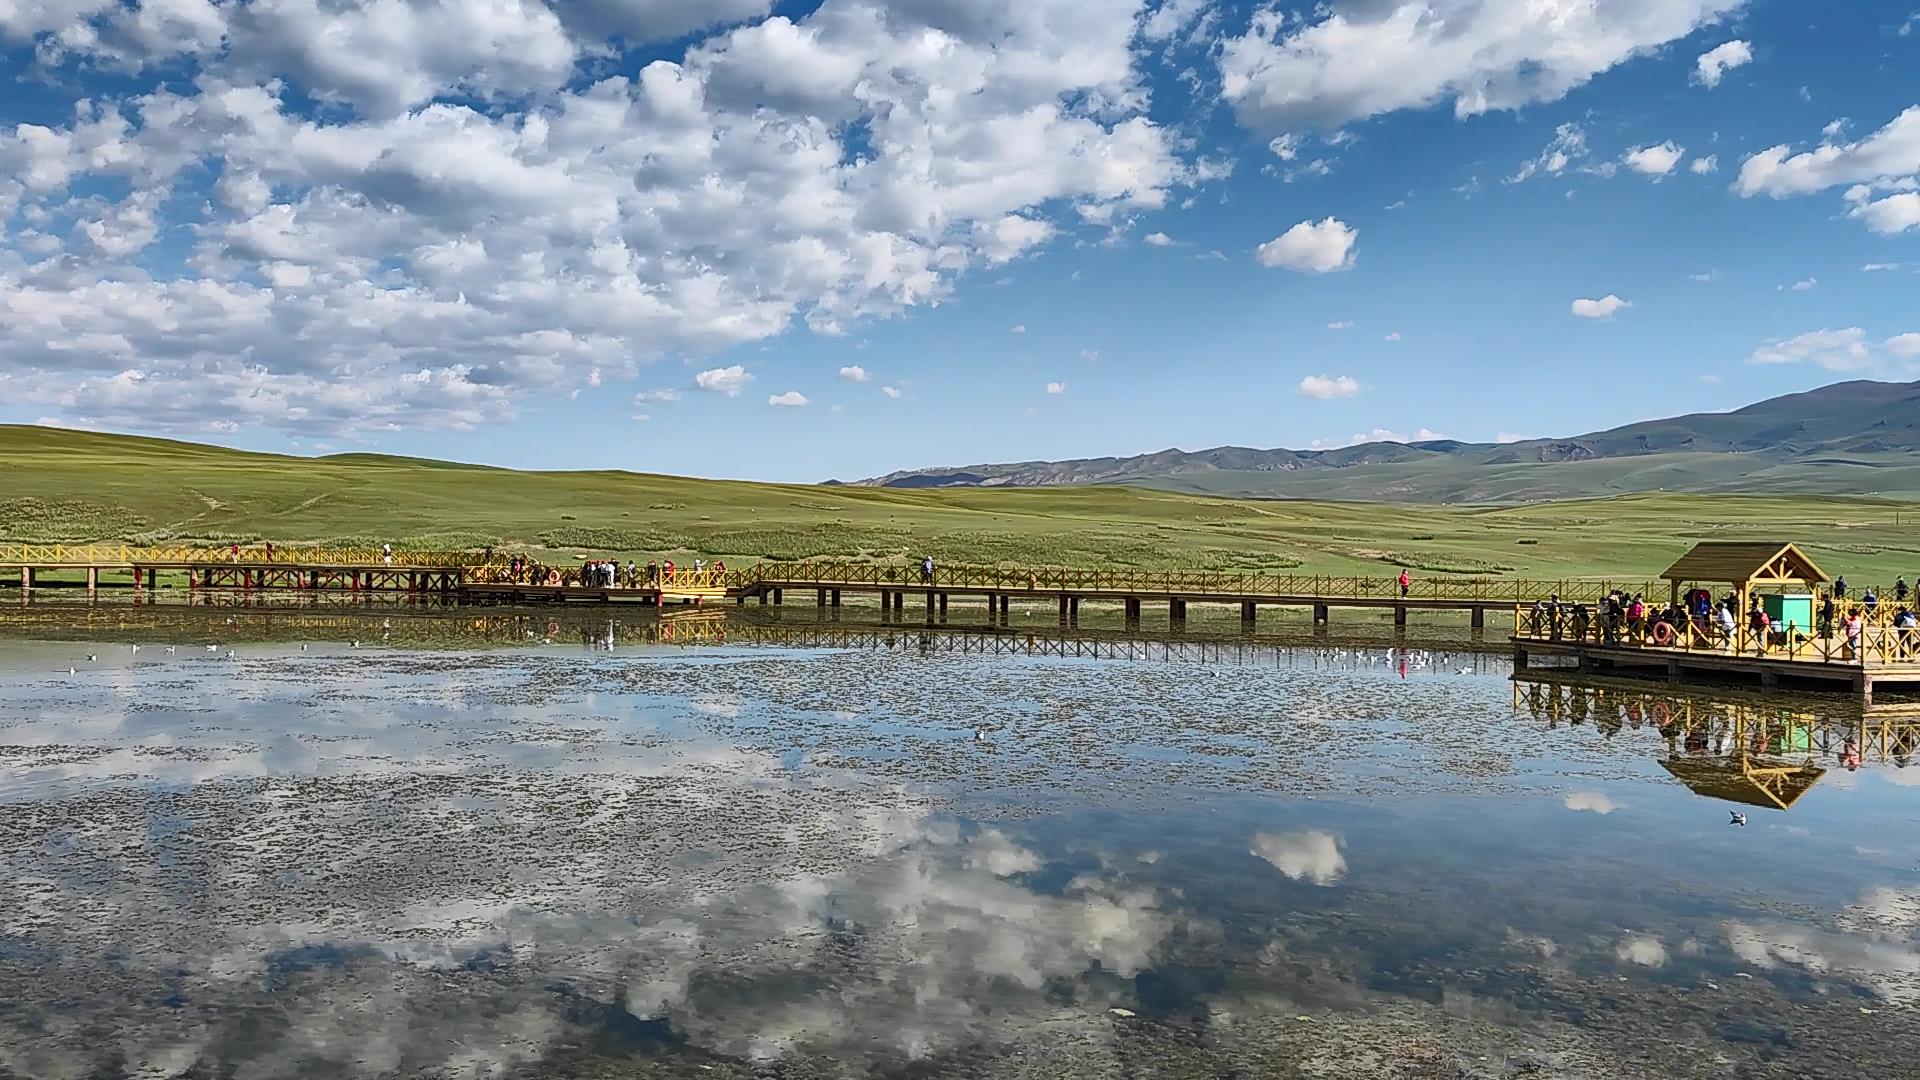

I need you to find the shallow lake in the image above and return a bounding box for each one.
[0,607,1916,1078]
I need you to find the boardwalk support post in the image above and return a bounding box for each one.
[86,567,98,593]
[772,588,783,605]
[1058,595,1069,622]
[831,589,841,607]
[938,592,948,615]
[1170,597,1187,621]
[1124,597,1141,621]
[1470,606,1485,630]
[1241,601,1255,624]
[817,588,827,607]
[1394,605,1407,627]
[1313,603,1329,623]
[997,594,1008,620]
[1069,596,1079,622]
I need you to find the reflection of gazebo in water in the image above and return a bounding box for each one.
[1662,541,1832,643]
[1658,756,1826,811]
[1657,700,1828,810]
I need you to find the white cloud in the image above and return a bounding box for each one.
[1495,432,1526,444]
[1267,133,1301,160]
[1623,141,1685,177]
[1689,270,1719,283]
[1507,122,1587,183]
[1788,277,1818,291]
[1745,328,1920,372]
[837,365,869,383]
[1296,374,1360,399]
[1326,320,1353,330]
[1249,830,1345,885]
[1692,40,1752,87]
[1699,373,1723,384]
[881,385,902,399]
[1140,0,1211,42]
[1045,381,1067,395]
[1143,231,1174,247]
[635,388,682,404]
[695,365,753,397]
[1079,348,1101,363]
[1863,262,1904,272]
[1689,154,1718,174]
[767,390,809,407]
[1735,107,1920,233]
[1217,0,1740,133]
[1350,427,1441,445]
[1616,933,1668,967]
[0,0,1201,437]
[1564,792,1617,814]
[1009,324,1027,334]
[1254,217,1356,273]
[1571,294,1630,318]
[1383,331,1401,342]
[1853,192,1920,235]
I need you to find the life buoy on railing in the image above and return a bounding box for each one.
[1652,622,1675,646]
[545,569,561,587]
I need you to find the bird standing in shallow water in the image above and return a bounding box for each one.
[1729,812,1747,827]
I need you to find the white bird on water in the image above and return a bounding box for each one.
[66,666,75,675]
[164,646,176,654]
[1729,812,1748,827]
[973,729,987,743]
[205,645,218,652]
[86,654,97,662]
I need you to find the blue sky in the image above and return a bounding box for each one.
[1,1,1916,482]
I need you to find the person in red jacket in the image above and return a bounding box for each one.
[1398,569,1410,598]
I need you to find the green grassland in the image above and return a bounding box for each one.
[6,425,1920,583]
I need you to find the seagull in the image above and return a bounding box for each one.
[66,666,75,675]
[205,645,219,652]
[86,654,97,662]
[350,640,361,648]
[1729,812,1748,827]
[300,644,308,651]
[1457,667,1471,675]
[129,644,139,654]
[973,729,987,742]
[164,646,177,654]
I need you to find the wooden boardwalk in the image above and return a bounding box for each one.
[2,544,1662,625]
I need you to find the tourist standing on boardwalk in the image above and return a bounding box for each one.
[1398,569,1410,598]
[1834,576,1847,600]
[922,555,934,584]
[382,543,393,566]
[1899,577,1910,603]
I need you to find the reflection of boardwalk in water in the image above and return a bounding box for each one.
[1513,674,1920,810]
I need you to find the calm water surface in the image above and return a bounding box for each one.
[0,607,1916,1078]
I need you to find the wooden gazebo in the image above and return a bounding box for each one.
[1660,542,1831,615]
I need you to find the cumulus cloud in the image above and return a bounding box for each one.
[0,0,1204,437]
[695,365,754,396]
[837,364,869,382]
[1143,231,1174,247]
[1735,107,1920,233]
[1217,0,1741,133]
[1571,294,1630,318]
[1009,324,1027,333]
[1255,217,1356,272]
[1689,154,1718,174]
[1296,374,1360,399]
[1326,320,1353,330]
[1249,830,1345,885]
[881,385,902,399]
[767,390,809,407]
[1745,328,1920,372]
[1045,381,1067,395]
[1788,277,1818,291]
[1351,427,1441,445]
[1623,141,1685,176]
[1692,40,1752,87]
[1507,122,1588,183]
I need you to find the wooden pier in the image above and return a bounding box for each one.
[2,544,1660,624]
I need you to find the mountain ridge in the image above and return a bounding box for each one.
[853,379,1920,502]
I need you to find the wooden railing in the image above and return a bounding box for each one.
[0,543,474,568]
[1511,604,1920,666]
[742,561,1654,603]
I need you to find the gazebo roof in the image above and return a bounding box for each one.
[1660,542,1830,587]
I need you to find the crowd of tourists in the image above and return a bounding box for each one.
[494,555,726,589]
[1527,575,1917,657]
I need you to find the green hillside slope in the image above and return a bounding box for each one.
[6,424,1920,582]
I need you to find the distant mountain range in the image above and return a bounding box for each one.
[850,380,1920,503]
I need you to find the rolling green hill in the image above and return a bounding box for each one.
[5,423,1920,582]
[859,379,1920,501]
